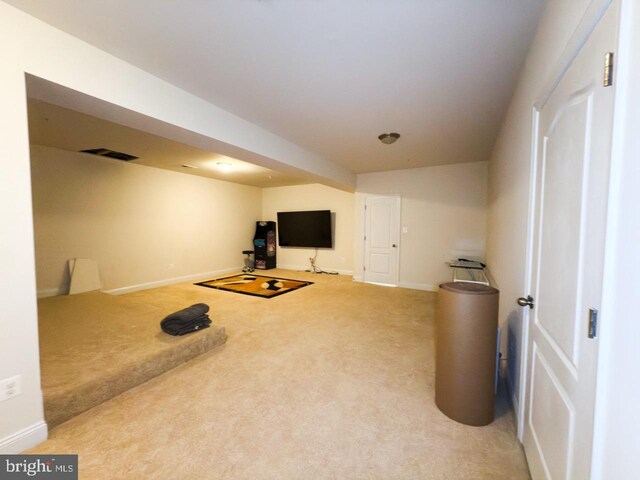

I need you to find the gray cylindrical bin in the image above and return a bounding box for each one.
[435,282,499,426]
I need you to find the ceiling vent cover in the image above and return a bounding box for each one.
[80,148,138,161]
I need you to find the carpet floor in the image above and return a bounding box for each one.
[37,291,228,428]
[29,269,530,479]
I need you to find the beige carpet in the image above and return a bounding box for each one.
[38,291,227,427]
[30,270,530,479]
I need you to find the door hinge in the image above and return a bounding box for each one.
[604,52,614,87]
[588,308,598,339]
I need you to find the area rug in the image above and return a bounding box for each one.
[195,274,313,298]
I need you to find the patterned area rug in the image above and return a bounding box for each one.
[195,274,313,298]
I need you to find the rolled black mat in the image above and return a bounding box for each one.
[161,304,212,336]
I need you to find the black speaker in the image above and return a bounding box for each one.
[253,221,276,269]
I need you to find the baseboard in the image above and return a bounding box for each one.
[104,267,243,295]
[0,421,48,454]
[276,264,355,276]
[38,265,354,297]
[352,278,437,291]
[398,281,438,292]
[506,373,522,440]
[37,287,65,299]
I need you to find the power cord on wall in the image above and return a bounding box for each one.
[306,249,339,275]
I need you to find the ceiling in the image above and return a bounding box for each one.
[9,0,544,176]
[28,100,309,188]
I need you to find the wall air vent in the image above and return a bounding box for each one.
[80,148,138,161]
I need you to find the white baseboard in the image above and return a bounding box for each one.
[37,287,65,299]
[276,264,354,276]
[398,281,438,292]
[352,277,437,291]
[0,421,48,454]
[506,372,522,440]
[104,267,243,295]
[37,265,355,298]
[41,269,434,295]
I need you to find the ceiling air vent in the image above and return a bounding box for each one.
[80,148,138,161]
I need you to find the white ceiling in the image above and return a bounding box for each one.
[9,0,544,175]
[28,100,310,188]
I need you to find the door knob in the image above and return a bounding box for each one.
[517,295,534,309]
[392,244,397,248]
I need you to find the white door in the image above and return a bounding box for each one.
[363,195,400,286]
[522,3,617,479]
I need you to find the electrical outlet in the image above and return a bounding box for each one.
[0,375,22,402]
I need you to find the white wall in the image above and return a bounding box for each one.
[30,145,261,296]
[485,0,596,411]
[261,184,355,274]
[0,0,352,451]
[356,161,487,291]
[0,38,46,454]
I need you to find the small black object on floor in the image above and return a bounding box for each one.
[161,303,212,336]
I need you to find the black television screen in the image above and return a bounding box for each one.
[277,210,332,248]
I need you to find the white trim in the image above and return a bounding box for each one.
[362,194,402,287]
[42,265,358,297]
[398,281,438,292]
[36,287,65,299]
[534,0,613,109]
[352,278,437,292]
[352,192,367,283]
[517,108,540,440]
[0,421,48,454]
[506,366,521,427]
[104,267,242,295]
[591,0,635,476]
[275,264,354,276]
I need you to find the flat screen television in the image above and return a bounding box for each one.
[277,210,332,248]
